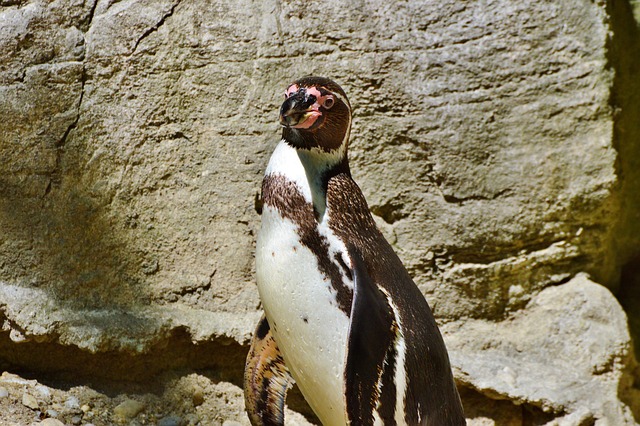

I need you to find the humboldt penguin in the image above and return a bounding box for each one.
[244,76,464,426]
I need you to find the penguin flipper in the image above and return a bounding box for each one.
[345,245,398,425]
[244,315,292,426]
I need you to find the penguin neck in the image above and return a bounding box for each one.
[266,140,350,223]
[297,146,350,222]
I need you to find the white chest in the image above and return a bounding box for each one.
[256,208,350,426]
[255,143,353,425]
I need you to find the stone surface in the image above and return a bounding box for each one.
[157,415,182,426]
[40,419,65,426]
[445,274,638,424]
[0,0,639,424]
[0,0,625,350]
[113,398,145,420]
[64,396,80,411]
[0,371,285,425]
[22,392,39,410]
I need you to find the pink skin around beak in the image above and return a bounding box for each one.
[281,85,333,130]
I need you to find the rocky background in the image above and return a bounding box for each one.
[1,0,639,424]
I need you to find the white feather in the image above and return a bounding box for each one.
[257,141,353,426]
[382,291,408,425]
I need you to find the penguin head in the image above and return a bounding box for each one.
[280,77,352,154]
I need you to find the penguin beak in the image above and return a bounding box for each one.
[279,89,320,128]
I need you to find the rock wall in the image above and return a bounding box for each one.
[0,0,639,425]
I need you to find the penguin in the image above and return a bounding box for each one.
[244,76,465,426]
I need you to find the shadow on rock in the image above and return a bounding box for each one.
[0,175,150,309]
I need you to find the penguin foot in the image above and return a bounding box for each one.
[244,315,292,426]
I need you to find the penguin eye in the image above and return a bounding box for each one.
[323,96,335,109]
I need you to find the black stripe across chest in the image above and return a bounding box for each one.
[261,173,353,314]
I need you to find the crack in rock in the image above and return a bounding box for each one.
[79,0,98,33]
[49,0,97,193]
[131,0,181,54]
[442,188,512,204]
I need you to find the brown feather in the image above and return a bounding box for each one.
[244,316,292,426]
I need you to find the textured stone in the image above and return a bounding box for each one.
[0,0,625,348]
[445,274,637,424]
[113,398,145,420]
[39,419,65,426]
[35,385,51,401]
[64,396,80,410]
[0,0,638,424]
[21,392,38,410]
[157,415,182,426]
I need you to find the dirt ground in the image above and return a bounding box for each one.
[0,369,315,426]
[0,367,562,426]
